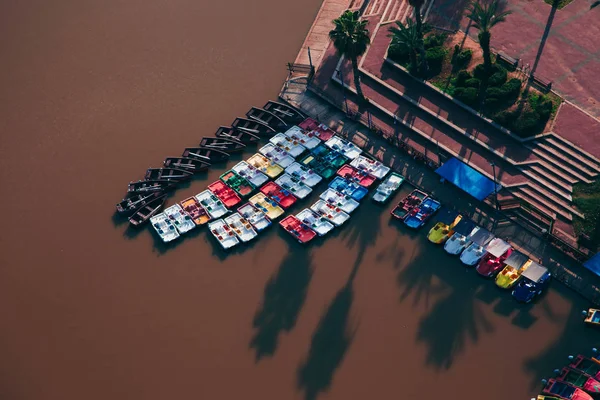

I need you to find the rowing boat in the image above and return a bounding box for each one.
[336,165,376,188]
[259,143,295,168]
[319,188,360,213]
[195,190,229,219]
[279,215,317,244]
[232,161,269,187]
[246,106,288,131]
[129,195,167,227]
[285,162,323,187]
[310,199,350,226]
[208,219,239,250]
[237,202,271,231]
[116,191,164,215]
[283,125,321,149]
[259,181,297,209]
[199,137,246,153]
[182,146,229,163]
[144,167,192,181]
[246,153,284,178]
[180,197,211,225]
[127,179,174,194]
[263,100,307,125]
[231,117,276,137]
[164,203,196,234]
[208,180,242,208]
[296,208,335,236]
[269,133,307,157]
[214,125,260,144]
[249,192,285,220]
[350,155,391,179]
[275,173,313,199]
[328,176,369,201]
[163,157,210,172]
[220,170,255,197]
[150,213,180,243]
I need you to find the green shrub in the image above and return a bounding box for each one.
[473,64,486,79]
[488,65,507,87]
[425,46,447,76]
[454,87,478,107]
[388,43,410,64]
[424,33,447,49]
[502,78,522,100]
[465,78,480,88]
[454,49,472,69]
[512,107,540,133]
[454,70,472,87]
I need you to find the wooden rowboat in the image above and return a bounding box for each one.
[182,146,230,163]
[263,100,306,125]
[199,136,246,153]
[163,157,210,172]
[215,126,260,144]
[116,191,164,215]
[231,117,276,137]
[246,106,288,131]
[144,167,192,181]
[129,194,167,227]
[128,179,174,194]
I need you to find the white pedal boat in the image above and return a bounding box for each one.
[296,208,335,236]
[150,213,180,243]
[284,125,321,150]
[269,132,307,158]
[310,199,350,226]
[285,162,323,187]
[208,219,239,250]
[164,204,196,234]
[259,143,295,168]
[195,190,229,219]
[275,173,313,199]
[325,136,362,160]
[224,212,258,243]
[232,161,269,187]
[350,155,391,179]
[237,202,272,232]
[246,153,284,179]
[319,188,360,213]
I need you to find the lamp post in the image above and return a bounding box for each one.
[490,161,499,211]
[338,66,349,115]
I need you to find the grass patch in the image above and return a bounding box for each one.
[573,180,600,249]
[543,0,574,10]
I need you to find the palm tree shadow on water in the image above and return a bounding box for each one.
[249,238,314,361]
[296,264,359,400]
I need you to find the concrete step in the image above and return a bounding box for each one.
[528,145,598,181]
[511,188,561,220]
[530,158,594,185]
[527,163,577,185]
[542,136,600,172]
[533,141,600,176]
[518,185,582,219]
[519,165,573,198]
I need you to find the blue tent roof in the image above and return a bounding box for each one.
[436,157,501,201]
[583,253,600,278]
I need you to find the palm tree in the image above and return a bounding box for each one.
[592,0,600,8]
[467,0,511,75]
[388,19,421,74]
[329,10,371,102]
[408,0,428,74]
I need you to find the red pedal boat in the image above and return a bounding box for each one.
[208,180,242,208]
[260,181,297,209]
[336,165,376,188]
[391,189,428,220]
[279,215,317,244]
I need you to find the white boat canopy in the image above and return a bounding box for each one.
[470,228,495,247]
[486,238,511,258]
[503,251,529,269]
[521,262,548,282]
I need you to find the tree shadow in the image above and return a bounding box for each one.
[249,241,314,361]
[340,200,385,271]
[296,267,358,400]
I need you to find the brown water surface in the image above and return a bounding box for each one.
[0,1,597,399]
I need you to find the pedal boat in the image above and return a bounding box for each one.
[195,190,229,219]
[283,125,321,149]
[372,173,404,203]
[246,153,284,179]
[296,208,335,236]
[329,176,369,201]
[220,170,255,198]
[232,161,269,187]
[259,143,295,168]
[164,204,196,234]
[180,197,211,225]
[350,155,391,179]
[259,181,297,209]
[224,212,258,242]
[279,215,317,244]
[512,262,551,303]
[249,192,285,220]
[310,199,350,227]
[208,219,239,250]
[459,228,495,265]
[325,136,362,160]
[269,132,307,158]
[495,251,531,289]
[475,238,512,275]
[336,165,376,188]
[391,190,428,220]
[427,208,462,244]
[237,202,271,231]
[404,198,441,229]
[275,173,313,199]
[150,213,180,243]
[207,180,242,208]
[285,162,323,187]
[443,220,478,255]
[319,188,360,214]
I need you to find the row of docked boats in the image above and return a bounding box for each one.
[115,100,305,226]
[390,189,552,303]
[536,351,600,400]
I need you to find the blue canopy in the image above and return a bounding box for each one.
[583,253,600,278]
[436,157,501,201]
